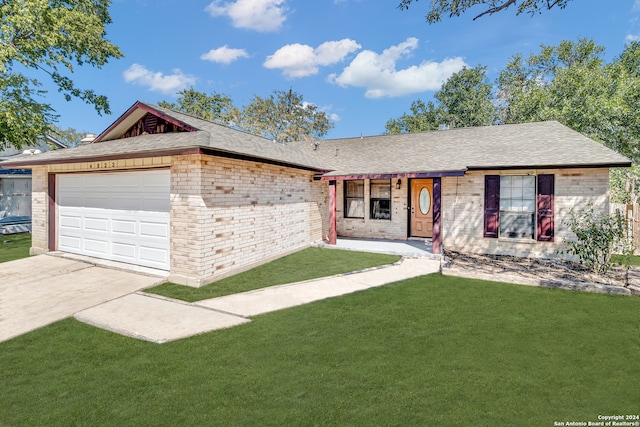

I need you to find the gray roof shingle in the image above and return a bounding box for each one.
[2,102,630,176]
[312,121,631,177]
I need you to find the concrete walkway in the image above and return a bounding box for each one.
[0,255,165,343]
[75,257,441,343]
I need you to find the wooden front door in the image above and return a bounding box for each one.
[410,179,433,238]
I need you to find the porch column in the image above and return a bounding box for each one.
[328,180,337,245]
[432,177,441,254]
[48,173,56,251]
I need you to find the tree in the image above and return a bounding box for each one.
[51,125,87,147]
[158,87,237,125]
[385,65,495,134]
[496,39,640,203]
[497,38,611,133]
[0,0,123,149]
[385,99,440,134]
[234,89,333,142]
[434,65,495,128]
[397,0,572,23]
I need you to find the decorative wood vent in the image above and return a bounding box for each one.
[121,113,191,139]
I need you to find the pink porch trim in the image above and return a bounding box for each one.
[320,171,464,181]
[328,180,337,244]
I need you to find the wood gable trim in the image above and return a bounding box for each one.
[93,101,198,143]
[120,112,192,139]
[135,103,199,133]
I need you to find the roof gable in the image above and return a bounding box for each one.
[94,101,198,143]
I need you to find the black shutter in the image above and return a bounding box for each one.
[484,175,500,238]
[537,174,554,242]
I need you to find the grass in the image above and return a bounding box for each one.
[612,253,640,266]
[147,247,401,302]
[0,232,31,263]
[1,274,639,426]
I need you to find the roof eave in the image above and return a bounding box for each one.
[0,147,203,168]
[2,145,327,173]
[465,161,632,170]
[320,170,467,180]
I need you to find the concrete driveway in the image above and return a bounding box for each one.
[0,254,165,343]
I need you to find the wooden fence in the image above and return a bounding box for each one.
[610,203,638,254]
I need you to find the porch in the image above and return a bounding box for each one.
[316,237,440,258]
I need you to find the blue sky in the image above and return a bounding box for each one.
[45,0,640,139]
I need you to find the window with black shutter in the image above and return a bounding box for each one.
[484,174,554,241]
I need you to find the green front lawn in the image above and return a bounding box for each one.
[0,233,31,263]
[147,247,401,301]
[2,274,638,426]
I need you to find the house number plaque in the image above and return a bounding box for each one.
[88,161,118,170]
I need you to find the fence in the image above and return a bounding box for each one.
[610,203,638,254]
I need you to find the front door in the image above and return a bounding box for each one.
[410,179,433,238]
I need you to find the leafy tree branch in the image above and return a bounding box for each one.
[0,0,123,149]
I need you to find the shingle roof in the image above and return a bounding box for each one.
[313,121,631,178]
[3,101,328,171]
[2,101,630,176]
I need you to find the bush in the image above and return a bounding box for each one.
[563,204,633,275]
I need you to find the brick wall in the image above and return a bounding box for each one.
[29,166,48,255]
[441,168,610,258]
[169,154,327,286]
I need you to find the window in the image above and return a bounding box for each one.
[370,179,391,220]
[499,175,535,239]
[344,180,364,218]
[484,174,554,241]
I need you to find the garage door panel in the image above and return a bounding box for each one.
[83,216,109,232]
[84,238,109,256]
[58,194,83,207]
[59,235,82,251]
[111,219,137,235]
[112,242,137,258]
[140,220,169,238]
[140,196,170,211]
[57,170,170,270]
[59,214,82,229]
[139,246,169,265]
[109,195,141,210]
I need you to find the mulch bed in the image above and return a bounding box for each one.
[441,250,639,296]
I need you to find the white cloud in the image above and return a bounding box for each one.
[201,45,250,64]
[634,0,640,11]
[264,39,361,78]
[626,33,640,42]
[205,0,287,32]
[122,64,197,94]
[328,38,466,98]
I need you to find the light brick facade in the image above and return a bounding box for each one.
[440,168,610,258]
[168,154,327,286]
[29,166,49,255]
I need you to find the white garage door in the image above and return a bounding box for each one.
[57,170,170,270]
